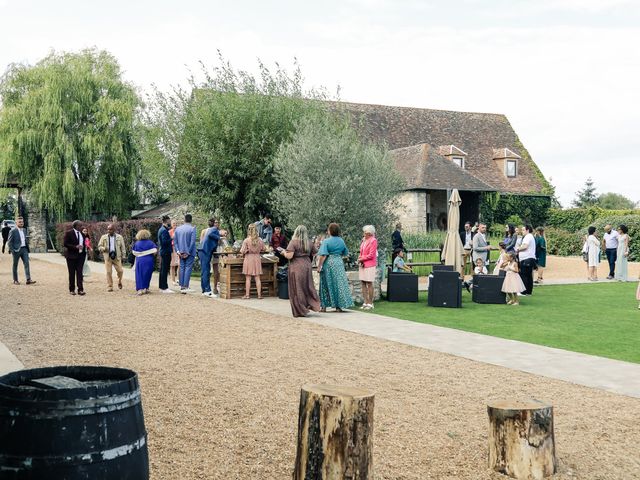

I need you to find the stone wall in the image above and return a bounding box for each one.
[395,190,427,232]
[20,196,48,253]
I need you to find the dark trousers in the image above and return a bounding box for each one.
[199,251,212,293]
[66,255,85,292]
[605,248,617,277]
[12,247,31,282]
[2,239,7,253]
[519,258,536,295]
[159,253,171,290]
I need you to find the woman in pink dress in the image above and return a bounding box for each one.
[358,225,378,310]
[240,223,265,299]
[501,252,526,305]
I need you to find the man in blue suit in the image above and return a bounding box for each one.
[157,215,174,294]
[173,214,197,293]
[198,217,221,298]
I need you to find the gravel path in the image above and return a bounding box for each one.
[1,260,639,479]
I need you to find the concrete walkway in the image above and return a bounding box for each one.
[7,254,640,399]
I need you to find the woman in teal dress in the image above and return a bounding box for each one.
[534,227,547,284]
[316,223,354,312]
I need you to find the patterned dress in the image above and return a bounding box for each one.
[318,236,354,309]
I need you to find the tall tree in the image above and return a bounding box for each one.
[597,192,635,210]
[0,49,140,218]
[572,177,598,208]
[272,114,405,249]
[173,54,330,235]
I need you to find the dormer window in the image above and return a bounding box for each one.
[452,156,465,169]
[492,148,521,178]
[438,145,468,169]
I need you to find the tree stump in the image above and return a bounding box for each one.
[293,384,374,480]
[487,399,557,480]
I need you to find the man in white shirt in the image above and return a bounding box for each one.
[7,217,36,285]
[602,225,619,279]
[517,225,537,295]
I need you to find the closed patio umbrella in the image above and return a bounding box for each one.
[441,189,464,274]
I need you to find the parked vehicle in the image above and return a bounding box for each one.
[1,220,16,229]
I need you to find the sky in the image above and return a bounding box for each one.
[1,0,639,206]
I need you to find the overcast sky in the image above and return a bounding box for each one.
[1,0,638,206]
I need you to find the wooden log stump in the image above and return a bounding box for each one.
[293,384,374,480]
[488,399,557,480]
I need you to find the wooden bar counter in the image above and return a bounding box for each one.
[218,255,278,299]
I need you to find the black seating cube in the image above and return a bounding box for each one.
[427,270,462,308]
[471,274,507,304]
[387,273,419,302]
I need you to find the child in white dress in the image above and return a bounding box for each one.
[501,252,526,305]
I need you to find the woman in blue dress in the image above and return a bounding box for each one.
[316,223,354,312]
[132,229,158,295]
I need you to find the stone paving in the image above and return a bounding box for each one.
[2,253,638,400]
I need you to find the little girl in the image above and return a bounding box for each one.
[492,241,507,275]
[501,252,526,305]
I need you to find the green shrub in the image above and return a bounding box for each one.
[547,207,640,232]
[544,226,584,257]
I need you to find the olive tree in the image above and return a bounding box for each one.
[271,114,405,249]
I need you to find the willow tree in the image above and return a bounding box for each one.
[0,49,140,218]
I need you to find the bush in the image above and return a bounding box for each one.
[55,219,163,263]
[544,226,584,257]
[547,207,640,232]
[579,214,640,261]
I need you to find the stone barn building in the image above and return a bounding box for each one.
[337,102,549,231]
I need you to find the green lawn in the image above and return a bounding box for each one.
[370,282,640,363]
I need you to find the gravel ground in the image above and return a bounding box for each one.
[1,259,639,479]
[536,255,640,281]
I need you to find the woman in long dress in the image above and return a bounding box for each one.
[81,227,93,277]
[240,223,265,299]
[585,226,600,281]
[281,225,321,317]
[317,223,354,312]
[132,229,157,295]
[615,225,629,282]
[534,227,547,284]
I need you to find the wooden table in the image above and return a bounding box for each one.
[218,255,278,299]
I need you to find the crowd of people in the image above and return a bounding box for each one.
[33,215,377,317]
[5,214,640,311]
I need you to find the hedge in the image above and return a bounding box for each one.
[55,220,163,263]
[544,227,584,257]
[547,207,640,232]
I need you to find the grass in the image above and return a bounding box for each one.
[370,282,640,364]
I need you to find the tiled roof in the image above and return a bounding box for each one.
[329,101,546,194]
[390,144,493,191]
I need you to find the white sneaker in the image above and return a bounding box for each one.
[212,293,220,298]
[183,288,194,293]
[160,289,175,294]
[202,291,213,297]
[180,289,187,295]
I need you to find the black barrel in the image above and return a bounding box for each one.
[0,366,149,480]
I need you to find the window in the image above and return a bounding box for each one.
[452,156,465,169]
[506,160,517,177]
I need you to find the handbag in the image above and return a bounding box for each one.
[109,251,117,260]
[127,252,135,265]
